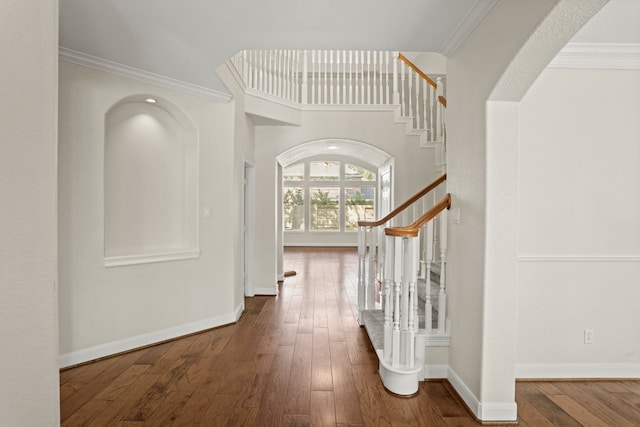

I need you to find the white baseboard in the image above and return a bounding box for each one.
[59,312,237,368]
[447,367,517,422]
[516,363,640,379]
[235,301,244,321]
[254,286,278,296]
[424,364,448,379]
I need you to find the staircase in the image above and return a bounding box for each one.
[226,49,451,396]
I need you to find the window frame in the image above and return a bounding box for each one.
[282,156,376,234]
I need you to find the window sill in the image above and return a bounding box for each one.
[104,248,201,267]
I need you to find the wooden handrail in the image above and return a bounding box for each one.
[385,194,451,238]
[398,53,438,89]
[438,95,447,108]
[358,173,446,228]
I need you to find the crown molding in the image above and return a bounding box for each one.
[59,47,232,102]
[549,43,640,70]
[439,0,498,57]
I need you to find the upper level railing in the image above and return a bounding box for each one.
[229,50,446,144]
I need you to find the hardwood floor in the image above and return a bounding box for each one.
[60,247,640,426]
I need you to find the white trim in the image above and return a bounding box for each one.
[59,312,237,368]
[439,0,499,56]
[254,286,278,296]
[59,47,232,101]
[516,363,640,379]
[447,367,481,419]
[283,243,357,248]
[477,402,518,422]
[549,43,640,70]
[424,364,448,379]
[235,301,245,322]
[104,249,201,267]
[519,254,640,262]
[447,367,517,422]
[423,333,451,347]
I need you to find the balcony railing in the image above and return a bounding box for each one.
[229,50,446,144]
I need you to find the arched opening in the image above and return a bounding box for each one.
[276,138,393,247]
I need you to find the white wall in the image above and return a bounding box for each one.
[517,67,640,375]
[58,61,238,365]
[0,0,60,424]
[446,0,607,420]
[253,110,436,292]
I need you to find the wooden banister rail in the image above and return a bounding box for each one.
[385,194,451,237]
[397,53,438,89]
[358,173,446,227]
[438,95,447,108]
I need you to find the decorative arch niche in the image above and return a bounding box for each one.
[104,95,199,266]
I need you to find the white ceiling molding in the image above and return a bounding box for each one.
[58,47,232,102]
[439,0,498,57]
[549,43,640,70]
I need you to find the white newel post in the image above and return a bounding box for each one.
[438,209,448,334]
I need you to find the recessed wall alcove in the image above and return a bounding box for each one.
[104,95,199,266]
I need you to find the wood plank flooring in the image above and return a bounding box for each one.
[60,247,640,426]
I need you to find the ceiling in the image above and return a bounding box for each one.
[59,0,638,97]
[59,0,497,94]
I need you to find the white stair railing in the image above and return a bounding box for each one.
[229,50,445,143]
[356,174,447,323]
[379,194,451,395]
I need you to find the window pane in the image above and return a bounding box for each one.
[310,161,340,181]
[345,164,376,181]
[283,163,304,181]
[310,187,340,231]
[345,187,375,231]
[283,187,305,231]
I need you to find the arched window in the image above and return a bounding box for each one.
[104,96,199,266]
[283,158,376,233]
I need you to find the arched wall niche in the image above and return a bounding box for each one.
[104,95,199,266]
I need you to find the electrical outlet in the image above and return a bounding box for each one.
[584,329,594,344]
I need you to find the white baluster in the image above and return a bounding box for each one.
[357,225,366,323]
[348,51,353,104]
[400,62,406,117]
[436,77,443,141]
[392,236,402,367]
[424,220,434,331]
[299,51,306,104]
[366,51,371,104]
[407,67,413,124]
[360,51,365,104]
[392,52,399,105]
[329,50,334,104]
[383,234,395,362]
[414,72,420,129]
[371,50,378,105]
[342,50,347,104]
[366,227,377,310]
[438,209,448,334]
[323,50,328,104]
[406,236,418,367]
